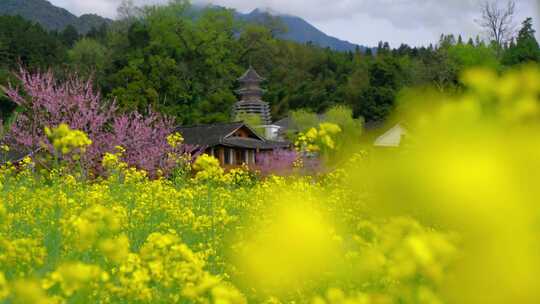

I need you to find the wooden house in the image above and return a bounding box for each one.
[177,122,290,169]
[177,67,291,169]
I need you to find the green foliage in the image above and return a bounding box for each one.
[289,105,362,163]
[350,56,405,122]
[61,25,80,47]
[105,2,241,123]
[0,15,65,70]
[503,18,540,65]
[320,106,363,164]
[197,90,237,123]
[68,38,107,80]
[235,112,265,136]
[0,68,17,120]
[85,24,109,43]
[235,112,262,127]
[324,105,363,142]
[448,43,501,70]
[290,109,319,133]
[237,25,278,73]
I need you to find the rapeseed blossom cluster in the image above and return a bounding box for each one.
[102,146,129,172]
[192,154,224,181]
[0,65,540,303]
[167,132,185,148]
[295,122,342,153]
[44,123,92,155]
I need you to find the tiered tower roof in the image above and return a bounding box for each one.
[233,67,272,125]
[238,66,265,82]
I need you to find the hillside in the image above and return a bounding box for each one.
[239,9,365,52]
[1,0,366,51]
[0,0,111,33]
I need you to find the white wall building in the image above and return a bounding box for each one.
[374,124,407,147]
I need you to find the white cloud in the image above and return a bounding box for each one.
[50,0,118,16]
[48,0,539,47]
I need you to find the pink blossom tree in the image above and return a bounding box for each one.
[1,68,199,176]
[255,149,321,176]
[255,149,298,176]
[107,111,201,175]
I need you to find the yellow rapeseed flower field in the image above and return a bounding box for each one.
[0,66,539,303]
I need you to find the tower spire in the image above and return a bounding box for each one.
[233,67,272,125]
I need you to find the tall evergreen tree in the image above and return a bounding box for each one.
[0,15,65,69]
[365,48,373,57]
[503,17,540,65]
[61,25,80,47]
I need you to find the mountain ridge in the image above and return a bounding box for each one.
[0,0,367,51]
[0,0,111,33]
[239,8,365,52]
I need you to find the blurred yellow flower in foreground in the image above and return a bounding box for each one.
[353,64,540,304]
[234,200,341,294]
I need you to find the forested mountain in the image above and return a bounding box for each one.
[1,1,539,126]
[237,8,364,52]
[0,0,111,33]
[0,0,363,51]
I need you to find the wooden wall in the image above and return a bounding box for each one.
[206,146,257,169]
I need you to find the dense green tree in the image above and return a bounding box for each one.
[439,34,456,48]
[85,23,109,43]
[105,2,241,123]
[0,40,7,59]
[0,68,17,120]
[377,41,391,55]
[351,56,404,121]
[0,15,65,69]
[290,109,319,133]
[235,111,265,136]
[324,105,363,148]
[68,38,107,80]
[448,43,501,71]
[503,18,540,65]
[0,16,67,120]
[475,35,484,47]
[61,25,80,47]
[237,25,279,73]
[419,47,458,91]
[365,48,373,57]
[394,44,413,56]
[344,60,370,111]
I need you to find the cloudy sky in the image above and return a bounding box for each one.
[49,0,539,47]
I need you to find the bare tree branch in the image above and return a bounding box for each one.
[476,0,517,48]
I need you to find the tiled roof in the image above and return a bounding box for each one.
[238,66,265,82]
[0,148,42,164]
[176,122,290,150]
[176,122,246,147]
[223,137,290,150]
